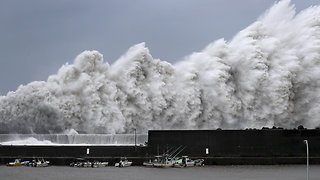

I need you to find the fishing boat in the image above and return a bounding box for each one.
[29,158,49,167]
[173,156,205,167]
[148,145,186,168]
[7,159,28,166]
[152,155,174,168]
[173,156,194,167]
[142,159,154,167]
[92,161,109,168]
[115,157,132,167]
[194,159,205,166]
[143,155,163,167]
[70,158,92,167]
[36,158,49,167]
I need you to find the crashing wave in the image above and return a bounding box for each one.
[1,0,320,134]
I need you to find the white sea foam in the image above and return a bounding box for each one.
[0,0,320,133]
[1,137,54,145]
[0,134,148,145]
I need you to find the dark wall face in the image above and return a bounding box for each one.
[148,130,320,157]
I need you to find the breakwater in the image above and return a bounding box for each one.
[1,129,320,165]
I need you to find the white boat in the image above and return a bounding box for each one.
[30,158,49,167]
[70,158,91,168]
[92,161,109,168]
[152,155,176,168]
[144,146,186,168]
[183,156,195,167]
[143,155,162,167]
[194,159,205,166]
[7,159,29,166]
[153,160,173,168]
[115,158,132,167]
[173,156,205,167]
[36,158,50,167]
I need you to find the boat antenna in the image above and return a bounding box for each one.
[172,146,186,159]
[168,145,184,158]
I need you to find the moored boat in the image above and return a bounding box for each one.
[36,158,50,167]
[173,156,205,167]
[7,159,30,166]
[7,159,22,166]
[142,159,154,167]
[152,155,178,168]
[115,157,132,167]
[92,161,109,168]
[144,146,186,168]
[29,158,49,167]
[194,159,205,166]
[70,158,92,167]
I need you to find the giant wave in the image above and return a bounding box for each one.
[1,0,320,134]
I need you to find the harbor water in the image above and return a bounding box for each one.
[1,165,320,180]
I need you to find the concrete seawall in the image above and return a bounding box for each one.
[0,145,148,165]
[1,129,320,165]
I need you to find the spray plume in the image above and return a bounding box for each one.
[1,0,320,134]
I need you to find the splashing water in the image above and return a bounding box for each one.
[0,134,148,145]
[1,0,320,134]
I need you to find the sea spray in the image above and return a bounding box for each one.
[0,134,148,145]
[1,0,320,134]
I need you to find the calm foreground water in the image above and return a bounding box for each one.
[1,165,319,180]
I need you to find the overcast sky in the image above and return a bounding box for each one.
[0,0,318,95]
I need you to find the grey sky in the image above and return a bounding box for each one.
[0,0,318,95]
